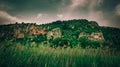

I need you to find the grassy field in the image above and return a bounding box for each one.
[0,41,120,67]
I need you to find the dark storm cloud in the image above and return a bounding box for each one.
[0,0,64,14]
[100,0,120,27]
[101,0,120,11]
[0,0,120,27]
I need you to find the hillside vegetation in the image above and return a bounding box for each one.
[0,19,120,49]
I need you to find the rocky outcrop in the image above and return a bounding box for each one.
[14,28,24,38]
[27,25,45,34]
[79,32,104,41]
[79,32,89,38]
[28,25,38,34]
[13,25,46,38]
[47,28,62,40]
[88,32,104,41]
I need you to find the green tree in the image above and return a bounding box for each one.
[78,36,88,48]
[87,40,100,48]
[51,37,71,48]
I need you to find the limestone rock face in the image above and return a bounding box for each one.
[27,25,45,35]
[88,32,104,41]
[79,32,104,41]
[28,25,38,34]
[79,32,89,38]
[14,28,24,38]
[47,28,62,40]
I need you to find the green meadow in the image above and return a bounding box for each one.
[0,41,120,67]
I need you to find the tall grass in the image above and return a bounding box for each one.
[0,41,120,67]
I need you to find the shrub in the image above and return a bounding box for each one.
[51,37,71,48]
[88,40,100,48]
[78,36,101,48]
[78,36,88,48]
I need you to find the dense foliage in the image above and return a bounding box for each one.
[0,19,120,49]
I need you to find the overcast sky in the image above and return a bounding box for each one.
[0,0,120,28]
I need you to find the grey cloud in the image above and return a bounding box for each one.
[0,0,120,28]
[115,4,120,16]
[0,11,18,24]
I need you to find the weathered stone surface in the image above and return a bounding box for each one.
[79,32,104,41]
[88,32,104,41]
[47,28,62,40]
[79,32,89,38]
[28,25,38,34]
[27,25,45,34]
[14,28,24,38]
